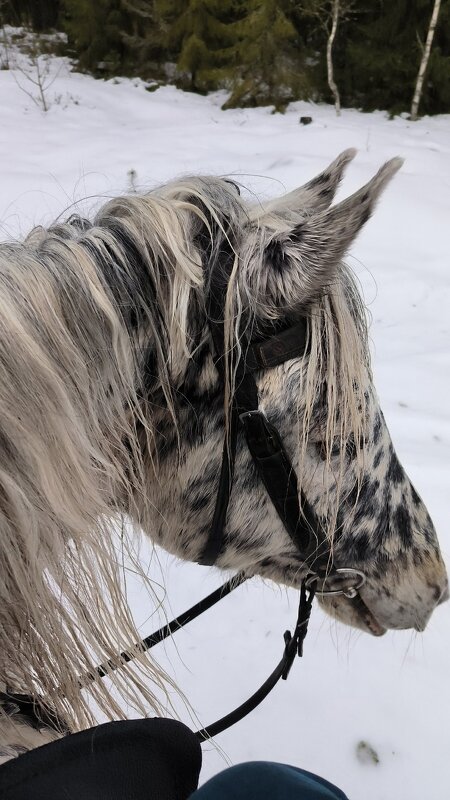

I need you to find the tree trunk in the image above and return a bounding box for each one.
[410,0,442,120]
[327,0,341,115]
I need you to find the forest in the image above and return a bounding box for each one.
[1,1,449,116]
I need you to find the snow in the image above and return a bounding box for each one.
[0,55,449,800]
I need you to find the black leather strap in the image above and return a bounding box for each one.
[95,570,248,679]
[197,407,239,566]
[195,583,315,740]
[239,410,311,555]
[243,320,309,373]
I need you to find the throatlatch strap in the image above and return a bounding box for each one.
[197,407,239,566]
[198,371,259,566]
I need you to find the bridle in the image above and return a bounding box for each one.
[2,231,367,744]
[196,315,334,573]
[197,312,366,595]
[197,232,366,595]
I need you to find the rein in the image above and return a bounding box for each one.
[93,572,316,742]
[1,574,316,743]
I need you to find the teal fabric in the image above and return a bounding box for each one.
[191,762,348,800]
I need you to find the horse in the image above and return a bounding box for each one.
[0,150,447,765]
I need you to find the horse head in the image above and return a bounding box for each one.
[115,151,447,636]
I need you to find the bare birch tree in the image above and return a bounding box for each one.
[303,0,355,116]
[0,25,11,70]
[410,0,442,120]
[327,0,341,115]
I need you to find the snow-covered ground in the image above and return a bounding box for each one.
[0,55,449,800]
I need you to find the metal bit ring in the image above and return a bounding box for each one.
[305,568,366,598]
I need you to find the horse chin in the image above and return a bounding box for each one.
[318,594,387,637]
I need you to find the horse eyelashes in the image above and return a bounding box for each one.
[315,434,362,462]
[315,441,341,461]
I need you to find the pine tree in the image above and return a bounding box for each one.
[61,0,126,75]
[224,0,309,111]
[8,0,449,115]
[157,0,241,93]
[119,0,166,79]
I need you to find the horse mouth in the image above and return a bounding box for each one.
[269,560,387,635]
[318,592,387,637]
[350,593,387,636]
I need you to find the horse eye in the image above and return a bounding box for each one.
[315,441,341,461]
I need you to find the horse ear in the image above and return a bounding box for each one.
[258,157,403,308]
[255,149,357,219]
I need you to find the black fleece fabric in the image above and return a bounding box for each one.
[0,718,202,800]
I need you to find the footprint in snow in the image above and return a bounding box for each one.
[355,740,380,766]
